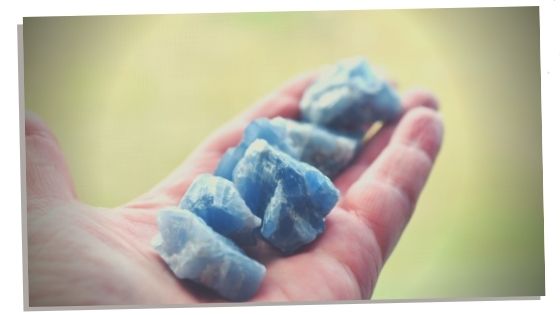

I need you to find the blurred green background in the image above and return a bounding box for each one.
[23,7,544,300]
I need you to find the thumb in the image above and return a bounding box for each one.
[25,111,76,206]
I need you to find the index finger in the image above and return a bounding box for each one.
[341,107,444,260]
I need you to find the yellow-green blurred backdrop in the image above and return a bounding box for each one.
[23,7,544,300]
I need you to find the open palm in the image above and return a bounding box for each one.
[25,73,443,306]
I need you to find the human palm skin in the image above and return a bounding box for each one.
[25,73,443,306]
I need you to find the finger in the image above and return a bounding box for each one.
[334,89,439,194]
[25,111,77,208]
[125,72,317,209]
[340,106,444,261]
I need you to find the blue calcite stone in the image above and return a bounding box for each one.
[152,208,266,301]
[300,57,402,133]
[233,139,339,254]
[269,117,360,178]
[214,118,297,180]
[179,174,261,246]
[215,117,360,179]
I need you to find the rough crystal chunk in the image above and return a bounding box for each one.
[214,118,296,180]
[269,117,360,177]
[300,57,402,133]
[179,174,261,246]
[152,208,266,301]
[215,117,360,179]
[233,139,339,254]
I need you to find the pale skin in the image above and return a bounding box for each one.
[25,72,443,306]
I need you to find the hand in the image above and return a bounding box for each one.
[25,72,443,306]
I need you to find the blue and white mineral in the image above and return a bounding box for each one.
[233,139,339,254]
[152,208,266,301]
[179,174,261,246]
[300,57,402,133]
[215,117,360,179]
